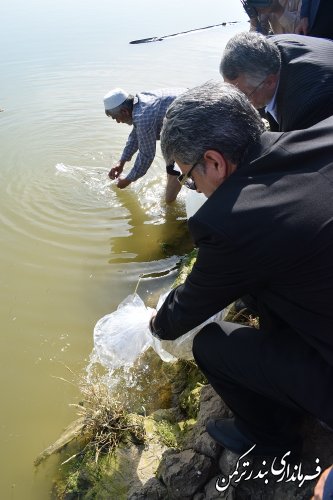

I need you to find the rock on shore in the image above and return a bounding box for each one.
[128,384,333,500]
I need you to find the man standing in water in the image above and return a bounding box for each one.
[103,87,186,203]
[150,81,333,457]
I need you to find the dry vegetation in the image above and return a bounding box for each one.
[69,380,145,463]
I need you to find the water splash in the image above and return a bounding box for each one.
[55,162,113,202]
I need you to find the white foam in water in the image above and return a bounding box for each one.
[55,162,113,200]
[55,163,69,173]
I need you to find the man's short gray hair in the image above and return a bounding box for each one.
[160,81,265,167]
[220,32,281,85]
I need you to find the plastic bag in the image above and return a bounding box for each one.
[93,291,226,372]
[93,293,176,372]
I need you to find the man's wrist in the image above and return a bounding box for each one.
[149,315,160,338]
[149,316,156,332]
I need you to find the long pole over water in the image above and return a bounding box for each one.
[129,21,240,44]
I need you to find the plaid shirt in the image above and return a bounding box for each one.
[120,88,186,181]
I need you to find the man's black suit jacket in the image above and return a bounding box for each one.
[153,117,333,366]
[265,34,333,132]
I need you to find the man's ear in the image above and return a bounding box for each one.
[203,150,237,180]
[203,150,228,176]
[265,73,279,91]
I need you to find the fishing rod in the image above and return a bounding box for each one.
[129,21,240,45]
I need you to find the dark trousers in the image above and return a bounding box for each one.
[309,0,333,40]
[192,321,333,445]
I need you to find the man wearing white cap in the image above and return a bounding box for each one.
[103,87,186,203]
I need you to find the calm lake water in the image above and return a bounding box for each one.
[0,1,247,497]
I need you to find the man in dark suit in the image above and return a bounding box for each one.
[150,81,333,456]
[220,32,333,131]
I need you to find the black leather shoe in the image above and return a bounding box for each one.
[206,418,301,457]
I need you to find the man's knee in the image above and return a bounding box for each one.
[192,320,260,377]
[192,322,225,365]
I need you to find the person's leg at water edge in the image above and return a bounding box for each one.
[165,163,182,203]
[192,321,333,457]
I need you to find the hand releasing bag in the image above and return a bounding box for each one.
[93,294,177,372]
[93,292,225,369]
[153,292,225,360]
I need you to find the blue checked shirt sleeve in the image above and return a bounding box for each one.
[123,104,158,181]
[120,128,139,163]
[125,127,157,181]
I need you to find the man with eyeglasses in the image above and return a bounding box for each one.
[220,31,333,131]
[149,81,333,458]
[103,87,186,203]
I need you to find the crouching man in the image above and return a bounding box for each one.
[150,81,333,457]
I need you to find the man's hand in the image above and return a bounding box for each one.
[109,161,125,180]
[311,465,333,499]
[296,17,309,35]
[116,177,132,189]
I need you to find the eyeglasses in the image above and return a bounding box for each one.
[245,77,266,99]
[177,162,200,190]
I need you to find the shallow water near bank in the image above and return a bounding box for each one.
[0,1,247,497]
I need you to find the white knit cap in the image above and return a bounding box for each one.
[103,88,129,111]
